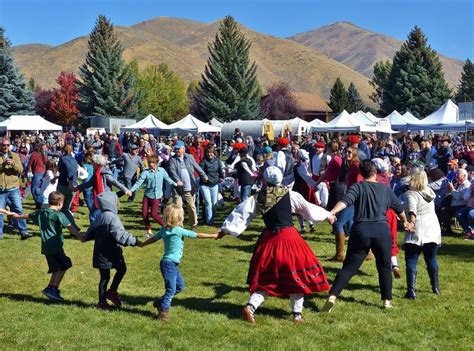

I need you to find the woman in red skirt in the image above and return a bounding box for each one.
[218,166,335,323]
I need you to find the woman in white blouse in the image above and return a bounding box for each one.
[404,169,442,299]
[218,166,335,324]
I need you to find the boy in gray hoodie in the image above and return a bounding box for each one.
[83,191,142,309]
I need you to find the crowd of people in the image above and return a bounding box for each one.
[0,127,473,322]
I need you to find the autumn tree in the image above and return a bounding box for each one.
[49,72,79,126]
[260,82,301,120]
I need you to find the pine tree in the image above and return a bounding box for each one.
[49,72,79,126]
[0,28,35,118]
[347,82,366,113]
[327,77,349,113]
[197,16,262,122]
[260,82,301,120]
[455,58,474,102]
[77,15,137,119]
[135,64,189,124]
[369,60,392,109]
[381,26,451,118]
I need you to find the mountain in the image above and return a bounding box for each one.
[289,21,463,89]
[12,17,375,105]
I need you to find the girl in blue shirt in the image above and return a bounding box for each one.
[140,204,217,321]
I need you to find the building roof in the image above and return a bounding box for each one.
[293,91,332,112]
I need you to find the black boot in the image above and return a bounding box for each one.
[404,266,417,299]
[428,266,440,295]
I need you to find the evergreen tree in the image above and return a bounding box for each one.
[135,64,189,124]
[260,82,301,120]
[0,28,35,118]
[197,16,262,122]
[455,58,474,102]
[327,77,349,113]
[77,15,137,119]
[50,72,79,126]
[28,77,37,92]
[369,60,392,109]
[381,26,451,118]
[347,82,366,113]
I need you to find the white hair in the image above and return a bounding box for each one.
[457,168,468,178]
[92,154,107,166]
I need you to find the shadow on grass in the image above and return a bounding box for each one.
[0,293,156,319]
[437,243,474,262]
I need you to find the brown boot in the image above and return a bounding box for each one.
[158,309,169,321]
[332,233,346,262]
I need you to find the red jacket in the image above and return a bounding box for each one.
[27,151,47,174]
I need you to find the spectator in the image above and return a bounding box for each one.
[199,146,224,225]
[57,144,79,231]
[119,144,144,202]
[27,142,48,209]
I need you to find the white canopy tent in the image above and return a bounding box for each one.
[402,111,419,123]
[310,118,327,127]
[386,110,413,130]
[0,115,62,131]
[288,117,311,136]
[121,114,168,131]
[209,118,223,128]
[351,111,376,125]
[311,110,376,132]
[155,114,221,134]
[405,100,471,130]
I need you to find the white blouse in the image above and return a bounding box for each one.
[221,190,331,237]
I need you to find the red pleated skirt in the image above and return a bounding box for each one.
[386,208,399,256]
[247,226,330,296]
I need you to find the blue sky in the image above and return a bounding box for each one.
[1,0,472,60]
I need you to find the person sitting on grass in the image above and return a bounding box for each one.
[130,154,181,238]
[0,191,83,301]
[140,204,218,321]
[82,191,142,310]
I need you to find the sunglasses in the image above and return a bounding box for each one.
[2,144,10,147]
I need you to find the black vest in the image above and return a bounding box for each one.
[283,149,294,177]
[236,158,255,186]
[257,186,293,231]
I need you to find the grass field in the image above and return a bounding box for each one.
[0,191,473,350]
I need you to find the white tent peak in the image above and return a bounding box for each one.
[402,111,419,122]
[0,115,62,131]
[121,114,168,130]
[209,118,223,127]
[415,100,459,125]
[164,114,221,133]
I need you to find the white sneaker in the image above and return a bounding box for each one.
[320,296,336,313]
[383,300,393,309]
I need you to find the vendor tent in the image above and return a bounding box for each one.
[311,110,363,132]
[121,114,168,131]
[270,120,291,137]
[221,119,274,140]
[157,114,220,134]
[0,115,62,131]
[209,118,223,127]
[288,117,310,136]
[402,111,419,122]
[405,100,460,130]
[386,110,411,130]
[351,111,376,125]
[310,118,327,127]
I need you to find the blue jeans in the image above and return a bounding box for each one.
[0,188,27,235]
[201,184,218,224]
[57,185,78,229]
[333,205,354,234]
[240,184,252,202]
[404,243,439,280]
[455,206,474,233]
[194,176,201,219]
[31,172,43,205]
[160,260,185,311]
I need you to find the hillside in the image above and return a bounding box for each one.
[12,17,375,104]
[289,21,463,89]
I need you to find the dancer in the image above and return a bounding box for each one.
[2,191,83,301]
[321,160,411,313]
[140,204,218,321]
[218,166,335,323]
[83,192,142,309]
[130,154,180,236]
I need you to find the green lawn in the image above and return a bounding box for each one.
[0,192,473,350]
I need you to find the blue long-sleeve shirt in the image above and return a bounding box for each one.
[58,154,78,187]
[130,167,177,199]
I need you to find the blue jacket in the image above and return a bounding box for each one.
[130,167,176,199]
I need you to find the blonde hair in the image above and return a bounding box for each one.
[408,169,428,191]
[163,205,184,228]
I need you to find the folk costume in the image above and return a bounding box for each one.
[221,166,332,323]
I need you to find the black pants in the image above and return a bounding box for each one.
[329,223,392,300]
[98,265,127,303]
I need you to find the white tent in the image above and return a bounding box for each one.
[311,110,367,132]
[158,114,221,134]
[121,114,168,131]
[351,111,376,125]
[365,112,379,122]
[310,118,327,127]
[209,118,223,127]
[270,120,291,137]
[0,115,62,131]
[405,100,461,130]
[386,110,412,130]
[402,111,419,122]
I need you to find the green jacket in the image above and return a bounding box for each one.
[0,152,23,190]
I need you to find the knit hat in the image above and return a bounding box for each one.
[264,166,283,185]
[263,146,273,154]
[276,137,290,147]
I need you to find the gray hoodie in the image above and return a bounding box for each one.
[84,191,137,269]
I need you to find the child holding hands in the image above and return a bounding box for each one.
[83,191,142,309]
[0,191,83,301]
[141,204,218,321]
